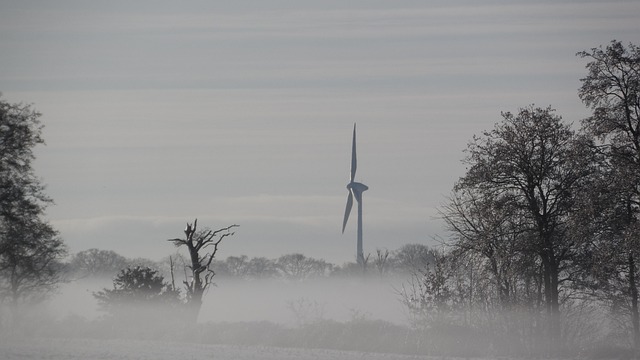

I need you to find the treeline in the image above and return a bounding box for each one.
[64,243,435,281]
[395,40,640,357]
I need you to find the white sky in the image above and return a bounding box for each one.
[1,0,638,264]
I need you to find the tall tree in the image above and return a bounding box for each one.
[577,40,640,348]
[457,105,594,345]
[440,188,530,308]
[0,96,66,304]
[168,219,237,321]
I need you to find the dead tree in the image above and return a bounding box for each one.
[168,219,238,320]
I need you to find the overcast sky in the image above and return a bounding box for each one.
[1,0,639,264]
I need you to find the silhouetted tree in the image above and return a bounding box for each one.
[456,105,595,348]
[0,96,66,304]
[219,255,250,278]
[67,248,129,278]
[578,39,640,348]
[276,253,332,280]
[440,188,533,308]
[392,243,435,274]
[246,257,278,279]
[168,219,238,321]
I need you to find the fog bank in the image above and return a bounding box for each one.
[49,276,409,326]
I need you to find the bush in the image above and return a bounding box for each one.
[93,266,184,327]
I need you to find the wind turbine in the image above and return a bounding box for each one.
[342,123,368,265]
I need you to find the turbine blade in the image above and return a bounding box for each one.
[350,123,357,182]
[342,191,354,233]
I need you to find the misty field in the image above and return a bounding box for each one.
[50,276,407,324]
[3,277,629,360]
[0,338,457,360]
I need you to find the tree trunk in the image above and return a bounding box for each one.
[549,257,561,352]
[629,252,639,351]
[541,246,561,353]
[541,252,552,315]
[186,295,203,323]
[536,262,544,310]
[187,241,205,322]
[490,257,506,307]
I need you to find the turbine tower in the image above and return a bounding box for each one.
[342,123,368,265]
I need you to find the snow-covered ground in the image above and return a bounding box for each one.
[0,338,469,360]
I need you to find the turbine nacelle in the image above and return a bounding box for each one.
[347,181,368,202]
[347,182,369,193]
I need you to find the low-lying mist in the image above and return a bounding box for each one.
[1,250,628,360]
[0,255,634,360]
[200,276,407,325]
[48,275,408,326]
[3,274,431,357]
[3,273,631,359]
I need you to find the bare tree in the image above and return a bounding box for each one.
[440,189,530,307]
[276,253,331,280]
[398,250,461,328]
[457,105,596,348]
[221,255,250,278]
[392,243,435,274]
[246,257,278,279]
[168,219,238,320]
[67,248,129,279]
[577,39,640,349]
